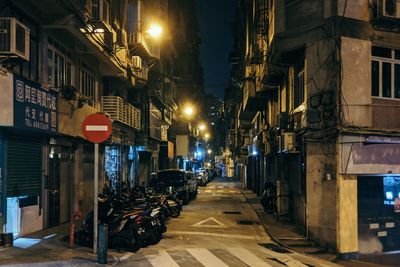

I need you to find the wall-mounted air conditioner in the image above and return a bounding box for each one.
[282,132,296,152]
[0,18,30,61]
[132,56,142,70]
[382,0,400,18]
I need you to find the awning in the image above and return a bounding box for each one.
[340,135,400,174]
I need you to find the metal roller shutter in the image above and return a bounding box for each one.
[7,136,42,197]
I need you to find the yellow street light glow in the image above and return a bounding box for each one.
[183,106,194,117]
[147,24,162,38]
[198,124,206,131]
[207,149,212,154]
[204,133,210,139]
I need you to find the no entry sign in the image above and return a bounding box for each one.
[81,113,112,143]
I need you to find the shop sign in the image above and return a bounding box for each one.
[14,75,58,133]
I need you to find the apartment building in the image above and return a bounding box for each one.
[0,0,201,238]
[229,0,400,258]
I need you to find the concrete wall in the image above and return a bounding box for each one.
[306,143,337,247]
[285,0,323,30]
[340,36,372,127]
[337,0,370,21]
[58,99,99,138]
[372,98,400,130]
[0,72,13,126]
[336,174,358,257]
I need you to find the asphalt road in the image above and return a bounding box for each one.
[0,177,343,267]
[112,177,341,267]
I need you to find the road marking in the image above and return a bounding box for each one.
[166,231,262,240]
[187,248,229,267]
[205,190,212,193]
[86,125,108,131]
[147,250,180,267]
[217,190,224,193]
[120,252,133,261]
[226,248,272,267]
[192,217,226,228]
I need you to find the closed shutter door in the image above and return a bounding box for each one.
[7,136,42,197]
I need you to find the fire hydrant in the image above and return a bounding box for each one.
[69,211,82,247]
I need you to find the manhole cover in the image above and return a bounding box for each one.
[237,220,259,225]
[223,211,241,214]
[259,243,291,253]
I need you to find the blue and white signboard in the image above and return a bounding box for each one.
[13,75,58,133]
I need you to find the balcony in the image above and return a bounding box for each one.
[101,96,141,130]
[128,31,159,67]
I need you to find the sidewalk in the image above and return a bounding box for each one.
[241,189,394,267]
[0,224,115,266]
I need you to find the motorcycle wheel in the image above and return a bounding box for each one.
[129,232,142,252]
[169,204,181,218]
[149,228,162,245]
[112,229,136,252]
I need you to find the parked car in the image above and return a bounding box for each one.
[156,169,191,204]
[185,171,198,199]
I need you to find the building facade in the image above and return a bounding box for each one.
[0,0,202,237]
[229,0,400,259]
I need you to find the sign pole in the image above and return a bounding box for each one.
[93,142,99,254]
[81,113,112,255]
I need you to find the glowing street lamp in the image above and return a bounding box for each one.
[204,133,210,139]
[207,149,212,154]
[183,105,195,118]
[198,123,206,131]
[147,23,163,38]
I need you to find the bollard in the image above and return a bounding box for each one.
[98,223,108,264]
[69,211,82,247]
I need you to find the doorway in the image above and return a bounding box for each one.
[48,155,60,227]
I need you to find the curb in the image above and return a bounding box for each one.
[241,190,338,264]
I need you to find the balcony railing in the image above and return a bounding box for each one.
[101,96,141,130]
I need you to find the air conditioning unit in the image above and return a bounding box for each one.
[382,0,400,18]
[282,132,296,152]
[132,56,142,70]
[0,18,30,61]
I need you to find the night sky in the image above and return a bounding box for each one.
[197,0,235,99]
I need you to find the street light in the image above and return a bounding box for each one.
[183,105,194,118]
[147,23,163,38]
[207,149,212,154]
[204,133,210,139]
[198,123,206,131]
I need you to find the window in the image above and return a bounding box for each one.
[294,63,305,108]
[47,38,74,88]
[371,46,400,99]
[80,62,96,99]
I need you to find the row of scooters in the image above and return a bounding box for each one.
[78,184,183,252]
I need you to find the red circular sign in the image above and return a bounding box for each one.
[81,113,112,143]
